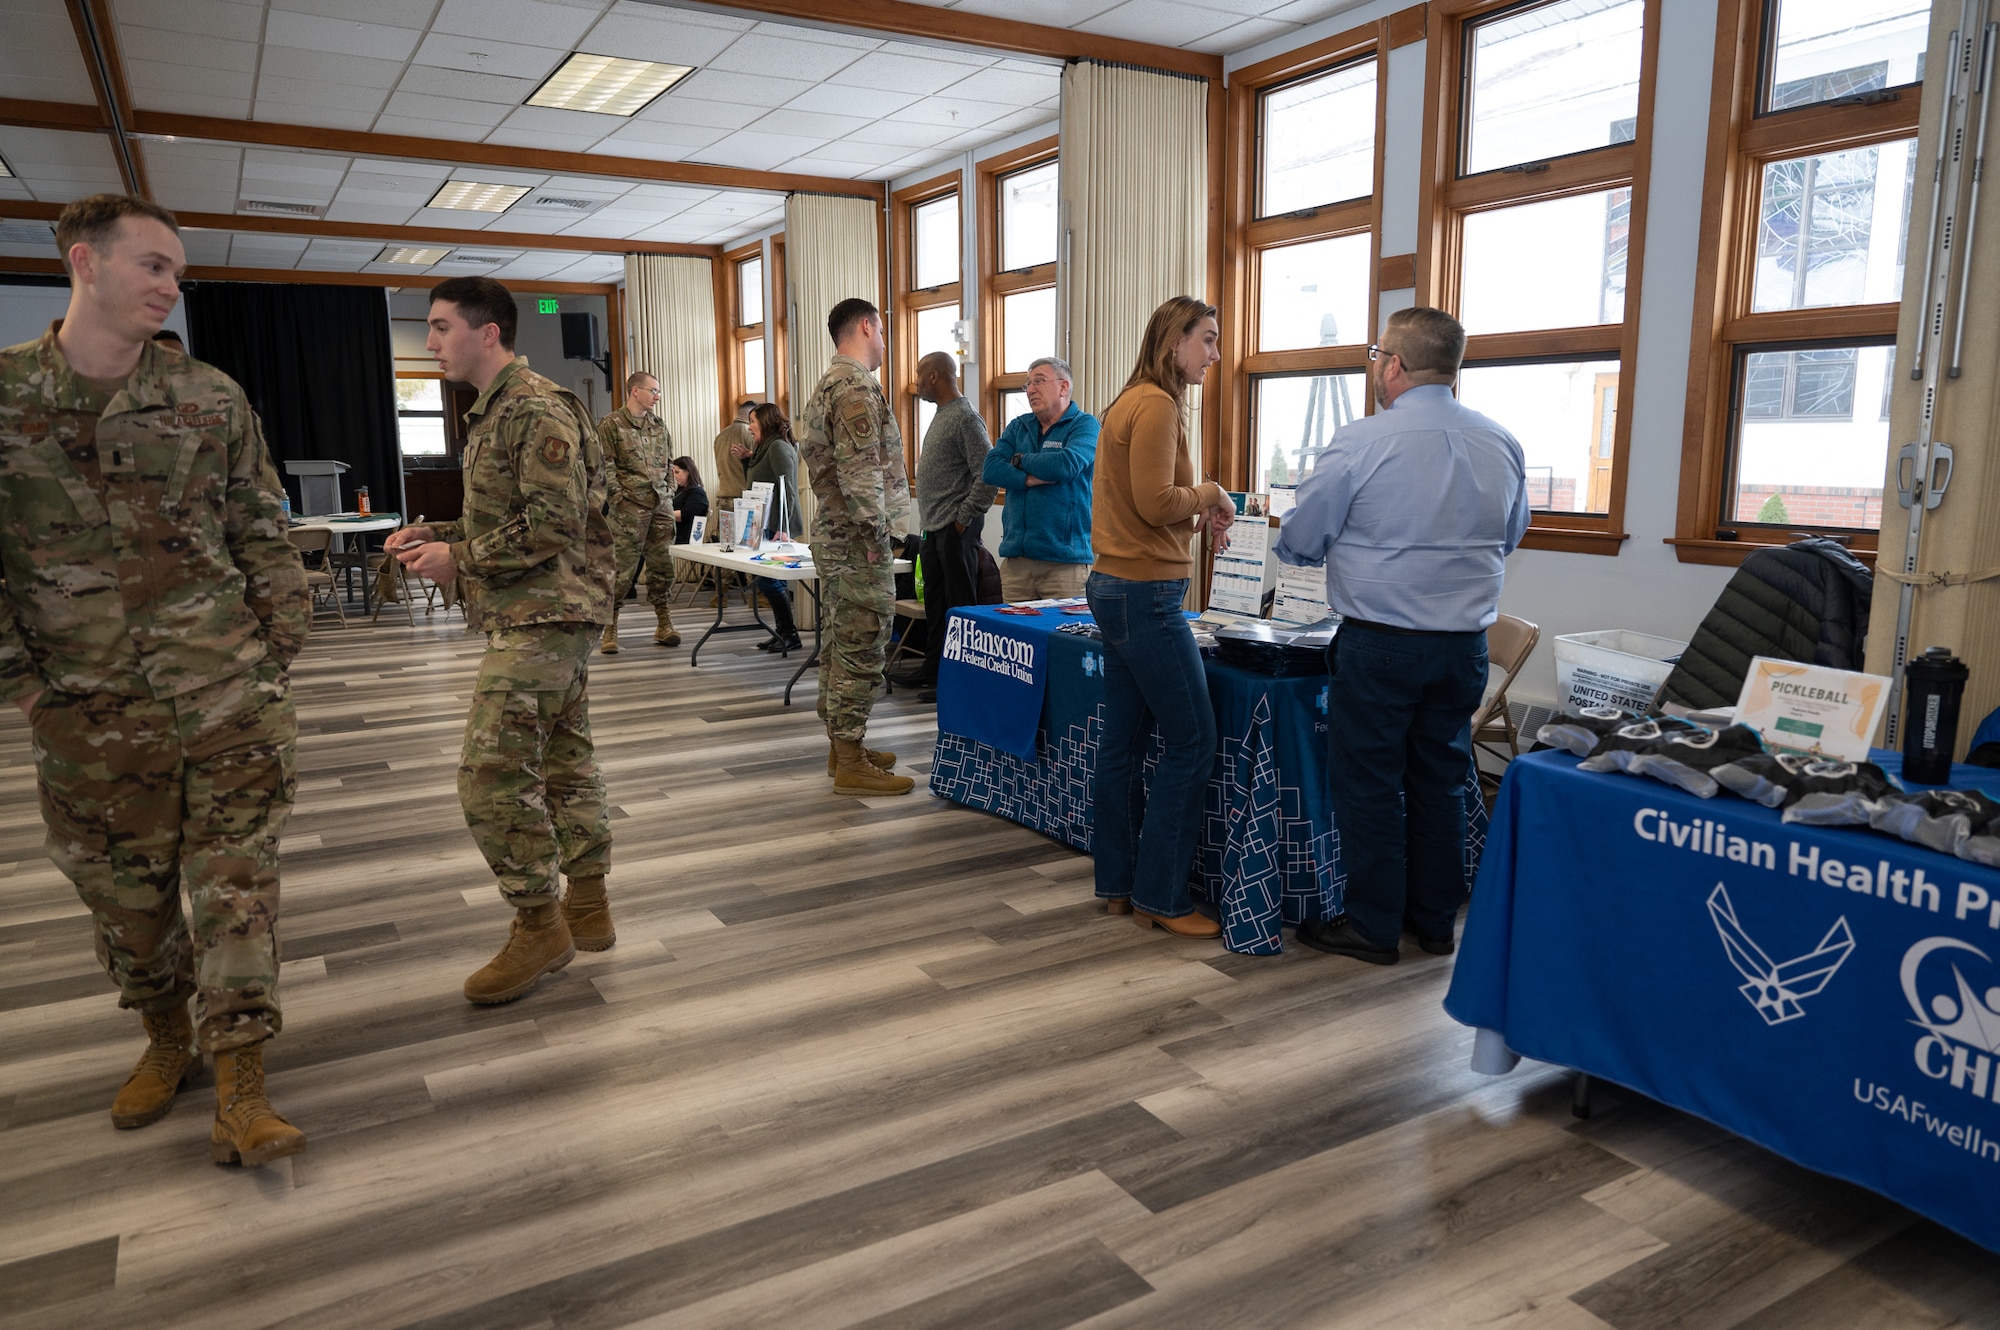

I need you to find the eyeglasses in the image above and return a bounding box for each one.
[1367,344,1398,363]
[1025,374,1063,388]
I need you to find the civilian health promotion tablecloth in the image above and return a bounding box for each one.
[1446,748,2000,1252]
[930,606,1487,954]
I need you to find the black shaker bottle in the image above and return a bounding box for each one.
[1903,646,1970,784]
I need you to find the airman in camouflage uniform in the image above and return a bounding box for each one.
[0,195,310,1166]
[388,276,617,1005]
[800,298,916,796]
[598,371,679,652]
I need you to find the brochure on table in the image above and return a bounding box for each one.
[1734,657,1891,762]
[684,515,707,546]
[1210,493,1276,618]
[1271,564,1330,626]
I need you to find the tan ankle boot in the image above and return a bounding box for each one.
[210,1046,305,1166]
[561,874,615,951]
[654,606,681,647]
[600,620,620,654]
[831,738,915,796]
[825,740,897,775]
[464,902,576,1004]
[111,1004,198,1129]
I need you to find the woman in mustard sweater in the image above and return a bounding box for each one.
[1087,296,1237,937]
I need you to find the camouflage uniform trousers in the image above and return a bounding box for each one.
[610,496,677,619]
[458,623,611,906]
[30,659,295,1053]
[812,537,895,742]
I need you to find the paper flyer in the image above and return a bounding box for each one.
[1209,515,1275,617]
[1735,657,1891,761]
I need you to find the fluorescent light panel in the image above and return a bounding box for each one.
[377,245,452,265]
[526,52,691,116]
[426,181,531,213]
[0,154,13,178]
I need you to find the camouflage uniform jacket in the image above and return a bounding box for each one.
[597,405,674,510]
[432,357,614,632]
[0,326,309,703]
[799,354,913,547]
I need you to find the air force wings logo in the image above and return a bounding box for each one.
[1708,883,1855,1024]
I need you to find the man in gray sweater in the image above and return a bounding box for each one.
[907,351,997,693]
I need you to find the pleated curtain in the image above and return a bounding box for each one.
[623,254,722,494]
[785,193,882,535]
[1058,61,1210,475]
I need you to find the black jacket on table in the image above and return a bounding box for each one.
[1659,537,1875,710]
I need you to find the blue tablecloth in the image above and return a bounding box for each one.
[1446,748,2000,1253]
[930,605,1487,954]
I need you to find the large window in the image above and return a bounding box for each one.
[396,376,449,457]
[893,175,964,467]
[1235,35,1384,495]
[979,141,1058,435]
[727,243,767,412]
[1675,0,1928,564]
[1418,0,1660,552]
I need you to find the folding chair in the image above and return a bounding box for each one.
[288,528,346,627]
[1472,613,1541,764]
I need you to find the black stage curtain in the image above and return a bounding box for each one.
[184,283,401,516]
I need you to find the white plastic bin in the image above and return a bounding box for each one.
[1552,630,1687,714]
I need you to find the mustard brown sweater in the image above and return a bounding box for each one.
[1091,383,1229,582]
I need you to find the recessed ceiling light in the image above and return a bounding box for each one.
[377,245,452,265]
[426,181,532,213]
[526,52,691,116]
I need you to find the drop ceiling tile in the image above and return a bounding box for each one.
[368,115,478,139]
[271,0,437,25]
[495,254,577,279]
[783,83,922,120]
[113,0,263,42]
[431,0,601,46]
[481,211,579,234]
[706,33,870,82]
[125,88,254,118]
[946,0,1123,24]
[594,120,729,153]
[264,11,425,62]
[616,0,753,32]
[259,106,380,132]
[747,20,880,50]
[228,235,312,263]
[127,59,256,99]
[1261,0,1370,18]
[1078,0,1242,45]
[542,175,636,196]
[978,108,1060,137]
[443,166,549,187]
[997,57,1065,75]
[623,181,719,205]
[324,201,421,224]
[498,105,629,139]
[380,91,516,130]
[257,77,395,116]
[577,9,740,66]
[667,69,813,110]
[828,51,982,97]
[0,241,59,260]
[155,185,242,214]
[785,139,907,167]
[258,49,411,92]
[242,150,349,184]
[873,40,995,68]
[0,128,123,171]
[885,96,1019,130]
[1193,16,1300,51]
[842,119,962,149]
[178,232,232,264]
[484,127,614,153]
[631,218,713,243]
[395,64,543,106]
[302,238,385,259]
[413,31,568,81]
[747,109,872,141]
[350,157,455,181]
[936,66,1062,105]
[635,92,762,131]
[0,9,97,101]
[688,130,834,172]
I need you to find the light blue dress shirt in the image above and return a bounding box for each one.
[1273,384,1530,632]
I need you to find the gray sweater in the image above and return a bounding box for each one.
[916,396,998,533]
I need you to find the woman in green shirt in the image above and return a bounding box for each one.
[745,403,804,652]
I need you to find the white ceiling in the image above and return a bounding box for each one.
[0,0,1377,257]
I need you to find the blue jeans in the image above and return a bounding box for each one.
[1325,622,1487,948]
[1086,572,1216,917]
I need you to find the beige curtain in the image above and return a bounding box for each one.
[1058,61,1209,470]
[785,193,882,535]
[623,253,721,493]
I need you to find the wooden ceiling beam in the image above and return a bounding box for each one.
[705,0,1222,79]
[0,98,105,133]
[128,111,881,199]
[62,0,148,197]
[0,255,617,294]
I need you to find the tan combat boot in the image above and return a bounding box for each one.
[831,737,915,796]
[600,617,620,654]
[111,1003,198,1129]
[464,902,576,1004]
[561,874,615,951]
[210,1046,305,1167]
[826,740,897,775]
[654,605,681,647]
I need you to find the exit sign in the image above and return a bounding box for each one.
[537,298,560,314]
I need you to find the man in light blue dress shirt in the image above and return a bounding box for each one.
[1274,307,1530,964]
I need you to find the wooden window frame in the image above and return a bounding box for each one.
[1671,0,1921,567]
[1416,0,1666,556]
[724,240,767,412]
[977,137,1059,436]
[1223,20,1391,494]
[892,171,964,473]
[770,233,789,416]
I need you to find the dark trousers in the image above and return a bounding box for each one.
[1325,622,1487,948]
[1086,572,1216,917]
[754,577,797,637]
[918,523,982,681]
